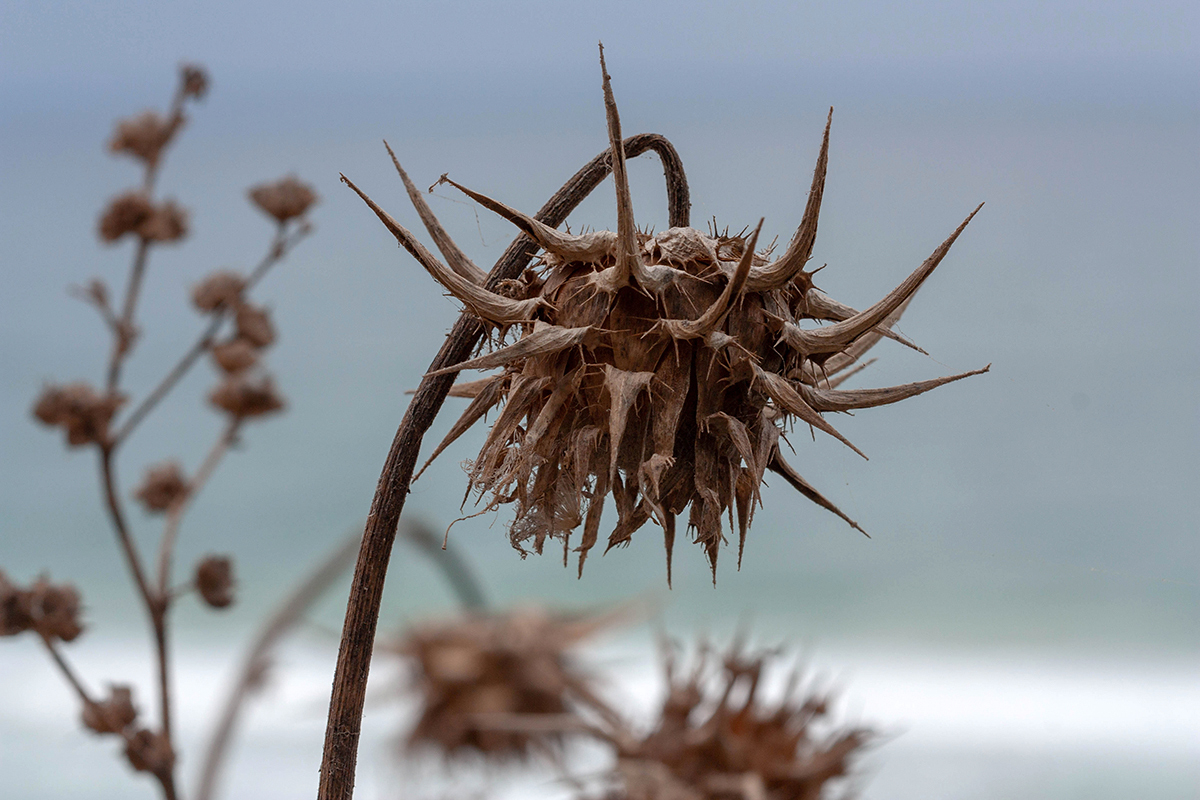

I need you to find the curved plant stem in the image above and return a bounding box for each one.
[316,133,689,800]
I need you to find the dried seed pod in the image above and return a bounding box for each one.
[98,192,154,242]
[210,338,259,374]
[248,175,318,223]
[82,685,138,735]
[355,52,986,583]
[191,270,246,312]
[27,576,84,642]
[233,303,275,348]
[180,63,209,100]
[133,461,189,513]
[208,373,285,419]
[394,607,615,761]
[0,570,34,636]
[137,200,188,243]
[195,556,234,608]
[599,638,870,800]
[124,727,174,775]
[108,110,183,167]
[32,382,127,448]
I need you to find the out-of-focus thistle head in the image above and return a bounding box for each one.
[594,636,871,800]
[392,607,619,761]
[346,46,987,584]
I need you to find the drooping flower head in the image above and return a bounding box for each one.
[347,47,986,584]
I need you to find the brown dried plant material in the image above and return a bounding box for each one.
[192,270,247,312]
[99,191,155,242]
[195,556,235,609]
[109,110,184,167]
[601,639,870,800]
[355,52,987,583]
[233,302,276,348]
[138,200,189,243]
[0,570,34,636]
[124,727,175,775]
[248,175,318,223]
[27,577,84,642]
[208,373,285,419]
[133,461,189,513]
[395,607,614,761]
[180,63,209,100]
[211,338,259,374]
[82,685,139,735]
[32,382,127,447]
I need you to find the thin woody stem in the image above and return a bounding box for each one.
[156,417,243,597]
[42,636,95,705]
[106,237,150,391]
[99,446,158,615]
[316,133,689,800]
[112,222,307,448]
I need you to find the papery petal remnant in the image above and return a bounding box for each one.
[349,50,987,583]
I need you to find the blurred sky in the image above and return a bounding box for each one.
[2,1,1198,798]
[2,0,1197,641]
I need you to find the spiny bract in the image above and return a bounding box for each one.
[349,51,986,585]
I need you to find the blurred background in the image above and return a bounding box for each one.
[2,1,1197,798]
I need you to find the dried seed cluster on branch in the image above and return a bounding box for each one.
[351,51,987,585]
[0,571,84,642]
[597,639,869,800]
[33,382,127,448]
[394,607,615,761]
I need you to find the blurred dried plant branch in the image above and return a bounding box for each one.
[12,63,317,800]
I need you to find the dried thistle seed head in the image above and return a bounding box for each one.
[357,54,986,584]
[32,382,127,448]
[0,570,35,636]
[210,338,260,374]
[98,191,155,242]
[109,110,183,167]
[26,577,84,642]
[82,685,138,735]
[208,373,285,419]
[133,461,189,513]
[248,175,318,223]
[394,607,614,761]
[233,302,276,348]
[195,556,234,608]
[192,269,246,312]
[601,638,870,800]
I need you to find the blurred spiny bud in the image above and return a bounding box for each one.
[133,461,189,513]
[208,374,285,419]
[0,570,35,637]
[124,728,174,775]
[108,110,183,167]
[195,556,234,609]
[82,685,138,735]
[210,338,259,374]
[27,577,84,642]
[32,382,127,448]
[98,192,154,242]
[601,638,871,800]
[191,270,246,313]
[138,200,188,243]
[233,303,275,348]
[395,607,615,761]
[248,176,317,224]
[179,63,209,100]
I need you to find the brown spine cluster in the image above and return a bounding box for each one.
[347,48,987,584]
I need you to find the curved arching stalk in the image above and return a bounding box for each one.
[317,133,690,800]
